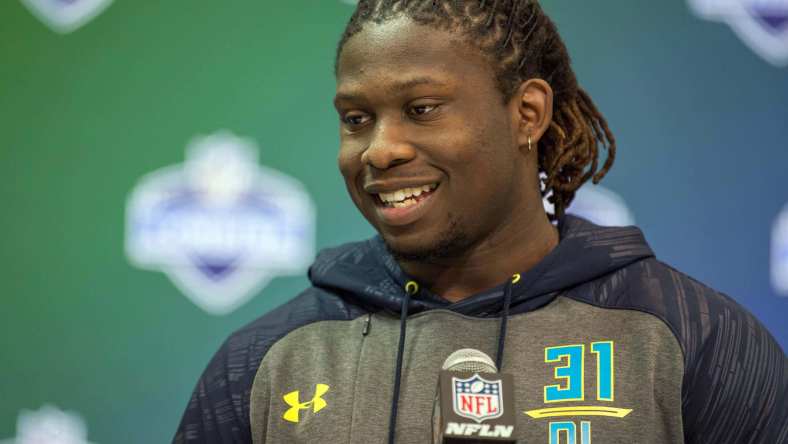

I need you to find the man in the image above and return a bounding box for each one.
[174,1,787,443]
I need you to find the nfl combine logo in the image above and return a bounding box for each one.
[452,374,504,423]
[772,204,788,296]
[0,405,96,444]
[21,0,113,34]
[689,0,788,66]
[125,131,315,315]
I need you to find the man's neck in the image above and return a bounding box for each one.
[398,211,560,303]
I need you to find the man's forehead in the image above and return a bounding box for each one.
[335,74,452,102]
[335,42,491,102]
[336,16,488,78]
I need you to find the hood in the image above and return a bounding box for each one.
[307,215,654,317]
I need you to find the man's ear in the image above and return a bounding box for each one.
[511,78,554,152]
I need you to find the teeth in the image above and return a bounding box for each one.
[378,184,437,206]
[393,199,411,208]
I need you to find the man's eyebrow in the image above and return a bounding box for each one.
[334,76,449,104]
[387,76,448,92]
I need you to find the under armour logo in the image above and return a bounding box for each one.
[283,384,329,423]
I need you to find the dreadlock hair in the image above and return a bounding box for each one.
[336,0,616,221]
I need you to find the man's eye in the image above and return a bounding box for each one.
[343,113,371,126]
[410,104,437,115]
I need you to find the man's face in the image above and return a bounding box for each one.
[335,16,529,261]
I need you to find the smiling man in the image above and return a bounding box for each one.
[173,2,786,443]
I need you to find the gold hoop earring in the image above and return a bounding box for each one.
[528,136,533,152]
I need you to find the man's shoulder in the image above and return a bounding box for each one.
[173,286,368,443]
[225,286,368,364]
[629,257,744,325]
[621,262,787,443]
[568,257,782,360]
[218,237,382,371]
[566,256,786,442]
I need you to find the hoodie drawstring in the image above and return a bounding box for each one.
[388,280,418,444]
[388,275,517,443]
[495,274,519,371]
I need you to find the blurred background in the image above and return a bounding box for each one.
[1,0,786,442]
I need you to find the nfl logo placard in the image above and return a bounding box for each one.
[439,371,516,442]
[452,374,504,423]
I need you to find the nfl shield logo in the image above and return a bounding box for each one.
[452,374,505,423]
[689,0,788,66]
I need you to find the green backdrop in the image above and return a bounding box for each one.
[2,1,786,442]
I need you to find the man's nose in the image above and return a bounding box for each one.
[360,120,416,170]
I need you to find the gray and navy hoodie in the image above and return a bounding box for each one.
[174,216,787,443]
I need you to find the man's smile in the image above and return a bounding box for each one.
[376,183,438,208]
[367,182,441,227]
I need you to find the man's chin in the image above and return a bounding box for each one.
[385,242,438,262]
[381,221,470,263]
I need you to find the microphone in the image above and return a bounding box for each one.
[433,349,516,443]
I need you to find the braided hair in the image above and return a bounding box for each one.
[336,0,616,220]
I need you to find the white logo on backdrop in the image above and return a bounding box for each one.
[543,185,635,227]
[771,203,788,295]
[125,131,316,315]
[21,0,113,34]
[689,0,788,66]
[0,405,96,444]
